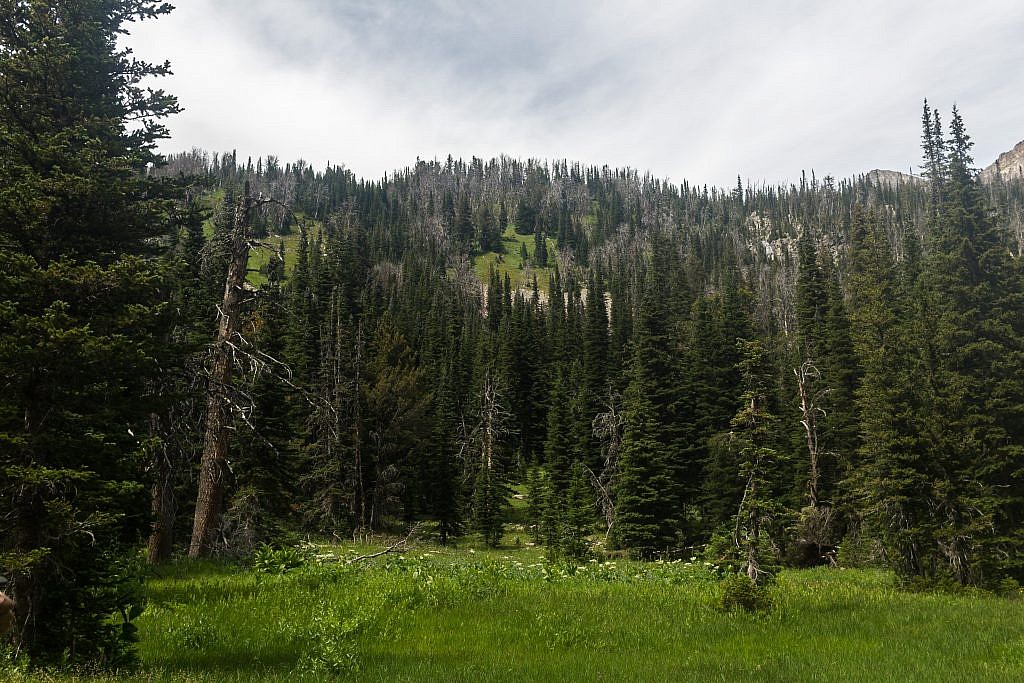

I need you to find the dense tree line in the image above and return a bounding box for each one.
[150,103,1024,590]
[3,2,1024,670]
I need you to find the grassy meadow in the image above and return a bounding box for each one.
[8,539,1023,682]
[473,225,557,293]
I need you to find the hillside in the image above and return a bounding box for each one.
[863,169,923,187]
[8,2,1024,677]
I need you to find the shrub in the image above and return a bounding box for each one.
[252,544,309,574]
[718,572,773,613]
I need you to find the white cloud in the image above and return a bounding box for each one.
[128,0,1024,187]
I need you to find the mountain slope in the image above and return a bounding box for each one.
[981,139,1024,183]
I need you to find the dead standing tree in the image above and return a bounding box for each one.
[189,182,274,557]
[589,387,623,541]
[793,359,837,565]
[794,360,826,508]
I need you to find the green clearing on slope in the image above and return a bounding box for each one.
[203,197,552,293]
[245,227,306,288]
[471,225,557,293]
[196,190,311,288]
[8,544,1023,682]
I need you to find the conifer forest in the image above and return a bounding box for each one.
[2,2,1024,680]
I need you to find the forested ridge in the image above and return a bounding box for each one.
[154,109,1024,587]
[2,0,1024,671]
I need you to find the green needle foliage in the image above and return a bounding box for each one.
[0,0,179,667]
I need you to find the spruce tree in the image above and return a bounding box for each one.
[465,369,513,546]
[222,259,298,548]
[0,0,179,665]
[579,272,610,470]
[915,105,1024,584]
[558,462,595,560]
[454,193,474,246]
[613,285,682,556]
[845,206,932,580]
[543,365,575,502]
[731,340,785,585]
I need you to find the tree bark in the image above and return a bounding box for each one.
[189,183,255,557]
[795,361,822,508]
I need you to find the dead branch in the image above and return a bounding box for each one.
[343,523,422,565]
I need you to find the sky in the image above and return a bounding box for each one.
[128,0,1024,188]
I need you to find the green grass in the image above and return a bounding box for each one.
[9,545,1023,682]
[246,227,307,288]
[473,226,556,293]
[202,198,549,294]
[195,188,313,288]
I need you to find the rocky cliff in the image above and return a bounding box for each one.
[980,139,1024,183]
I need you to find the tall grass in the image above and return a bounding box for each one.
[7,546,1024,682]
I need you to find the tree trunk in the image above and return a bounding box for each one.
[147,413,175,563]
[189,183,255,557]
[795,361,822,508]
[11,487,43,657]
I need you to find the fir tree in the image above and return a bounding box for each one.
[223,258,299,549]
[915,105,1024,584]
[454,193,474,246]
[558,462,595,560]
[0,0,179,665]
[613,285,683,556]
[543,366,575,499]
[845,206,932,580]
[579,272,610,471]
[465,371,513,546]
[730,340,785,585]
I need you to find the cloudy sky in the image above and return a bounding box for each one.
[129,0,1024,188]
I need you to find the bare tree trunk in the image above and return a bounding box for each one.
[189,183,256,557]
[746,477,760,583]
[591,387,623,540]
[794,361,822,508]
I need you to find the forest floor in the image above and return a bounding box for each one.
[9,537,1024,682]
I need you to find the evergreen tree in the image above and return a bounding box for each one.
[525,466,548,544]
[515,198,537,235]
[426,359,462,543]
[613,285,682,556]
[578,273,610,470]
[543,366,575,498]
[558,462,595,560]
[375,320,430,522]
[476,203,500,253]
[819,258,860,474]
[222,261,297,548]
[454,193,474,246]
[465,371,513,546]
[0,0,179,665]
[795,227,827,360]
[534,229,548,267]
[730,340,785,585]
[300,296,358,535]
[915,105,1024,584]
[845,206,932,580]
[614,366,678,557]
